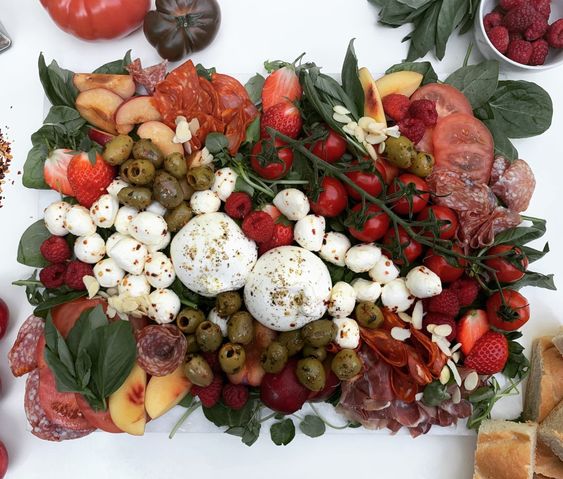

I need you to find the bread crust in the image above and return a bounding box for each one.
[535,441,563,479]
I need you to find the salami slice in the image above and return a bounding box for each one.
[491,159,535,212]
[458,207,521,249]
[136,324,187,377]
[489,155,510,185]
[8,315,44,377]
[126,58,168,95]
[427,170,496,212]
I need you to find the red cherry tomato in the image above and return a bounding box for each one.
[250,138,294,180]
[417,205,459,240]
[383,226,423,264]
[347,204,390,242]
[484,245,528,283]
[311,127,347,163]
[345,161,385,200]
[310,177,348,218]
[0,298,9,340]
[388,174,430,216]
[423,245,466,283]
[376,158,399,184]
[486,289,530,331]
[410,83,473,119]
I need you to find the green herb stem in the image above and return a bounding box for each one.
[169,401,202,439]
[308,403,352,430]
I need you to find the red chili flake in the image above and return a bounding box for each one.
[0,129,13,209]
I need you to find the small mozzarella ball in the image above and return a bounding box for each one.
[381,278,415,313]
[94,258,125,288]
[352,278,382,302]
[328,281,357,318]
[109,237,148,275]
[208,307,229,336]
[273,188,310,221]
[333,317,360,349]
[64,205,96,237]
[147,289,181,324]
[405,265,443,299]
[211,167,238,201]
[128,211,169,246]
[106,178,129,197]
[74,233,106,264]
[190,190,221,215]
[147,231,171,253]
[118,274,151,297]
[44,201,71,236]
[144,252,176,289]
[319,232,351,267]
[345,243,382,273]
[114,206,138,235]
[90,194,119,228]
[145,201,167,216]
[369,255,400,284]
[105,232,129,258]
[294,215,325,252]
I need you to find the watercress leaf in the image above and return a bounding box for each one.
[469,386,495,403]
[241,422,261,446]
[270,419,295,446]
[406,2,441,62]
[245,73,265,105]
[234,176,255,196]
[385,61,438,84]
[205,132,229,154]
[17,220,51,267]
[300,415,326,438]
[93,50,133,74]
[509,271,556,291]
[482,119,518,161]
[445,61,499,109]
[341,39,365,116]
[33,291,88,319]
[422,380,451,406]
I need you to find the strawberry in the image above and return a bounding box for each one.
[427,290,460,317]
[43,149,74,195]
[464,331,509,374]
[260,101,303,139]
[66,152,116,208]
[457,309,490,356]
[262,66,302,111]
[259,223,294,255]
[260,204,282,222]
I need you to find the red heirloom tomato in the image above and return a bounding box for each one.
[311,127,347,163]
[410,83,473,119]
[52,297,107,338]
[388,173,429,215]
[486,289,530,331]
[40,0,150,40]
[310,177,348,218]
[484,245,528,283]
[417,205,459,240]
[423,245,466,283]
[345,161,386,200]
[347,204,390,242]
[383,226,423,264]
[250,138,294,180]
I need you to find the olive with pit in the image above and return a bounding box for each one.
[165,202,193,232]
[184,354,213,387]
[178,178,194,201]
[185,334,200,354]
[296,357,326,392]
[195,321,223,352]
[187,166,215,191]
[331,349,363,380]
[218,343,246,375]
[227,311,253,345]
[123,159,156,186]
[277,330,304,356]
[384,136,417,169]
[217,292,242,317]
[408,152,435,178]
[132,139,164,168]
[153,170,184,209]
[117,186,152,209]
[260,341,288,374]
[355,302,384,329]
[302,345,327,362]
[103,134,133,166]
[164,152,188,179]
[301,320,337,348]
[176,307,205,334]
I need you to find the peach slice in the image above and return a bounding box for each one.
[358,67,387,126]
[115,97,163,135]
[75,88,124,135]
[137,121,184,156]
[108,363,147,436]
[375,71,423,99]
[145,366,192,420]
[73,73,136,99]
[88,127,115,146]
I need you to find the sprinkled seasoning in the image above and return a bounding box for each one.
[0,129,13,208]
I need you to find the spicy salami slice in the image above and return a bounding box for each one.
[126,58,168,95]
[8,315,44,377]
[491,159,536,212]
[136,324,187,377]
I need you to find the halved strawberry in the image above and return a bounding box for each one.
[260,101,303,139]
[464,331,509,375]
[43,149,74,195]
[457,309,490,356]
[260,204,282,222]
[262,66,302,111]
[67,152,116,208]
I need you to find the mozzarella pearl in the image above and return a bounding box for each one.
[105,233,128,258]
[144,252,176,289]
[319,232,351,267]
[147,289,181,324]
[294,215,326,252]
[118,274,151,297]
[405,266,443,299]
[328,281,357,318]
[64,205,96,237]
[208,308,229,336]
[114,206,138,235]
[128,211,169,246]
[369,255,400,284]
[44,201,71,236]
[106,178,129,197]
[190,190,221,214]
[381,278,415,313]
[74,233,106,264]
[352,278,382,302]
[147,231,171,253]
[333,317,360,349]
[94,258,125,288]
[108,237,148,275]
[273,188,310,221]
[145,201,167,216]
[211,167,238,201]
[90,194,119,228]
[345,243,382,273]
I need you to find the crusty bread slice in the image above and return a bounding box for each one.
[473,420,537,479]
[535,440,563,479]
[552,332,563,358]
[524,337,563,423]
[540,401,563,462]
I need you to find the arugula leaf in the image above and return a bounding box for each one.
[493,217,546,246]
[385,61,438,84]
[93,50,132,74]
[38,53,78,108]
[17,220,51,267]
[341,39,365,117]
[270,419,295,446]
[445,60,499,109]
[245,73,265,105]
[509,271,556,291]
[300,415,326,437]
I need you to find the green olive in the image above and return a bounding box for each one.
[117,186,152,209]
[384,136,417,169]
[260,341,288,374]
[184,354,213,387]
[103,134,133,166]
[277,330,305,356]
[331,349,363,381]
[178,178,194,201]
[355,302,384,329]
[195,321,223,352]
[408,152,435,178]
[218,343,246,375]
[303,345,327,362]
[132,139,164,168]
[123,159,156,186]
[296,357,326,392]
[153,170,184,209]
[165,202,193,232]
[217,292,242,317]
[187,166,215,191]
[185,334,200,354]
[119,159,135,183]
[176,307,205,334]
[227,311,254,345]
[164,152,188,179]
[301,320,337,348]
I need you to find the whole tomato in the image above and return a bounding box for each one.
[388,173,430,216]
[423,245,466,283]
[310,177,348,218]
[40,0,150,40]
[345,161,386,201]
[417,205,459,240]
[311,127,347,163]
[484,245,528,283]
[0,298,8,340]
[347,204,390,242]
[383,225,423,264]
[486,289,530,331]
[250,138,294,180]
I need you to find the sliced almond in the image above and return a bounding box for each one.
[391,327,411,342]
[411,301,423,330]
[175,115,187,125]
[464,371,479,391]
[83,275,100,299]
[447,359,462,386]
[358,116,373,130]
[383,125,401,138]
[367,122,386,134]
[333,113,352,124]
[354,125,366,143]
[426,323,437,334]
[451,386,462,404]
[450,342,462,353]
[398,312,412,324]
[333,105,351,115]
[365,133,386,145]
[452,351,461,363]
[415,392,424,402]
[364,142,378,161]
[434,336,452,357]
[434,324,453,338]
[377,142,386,154]
[439,365,451,385]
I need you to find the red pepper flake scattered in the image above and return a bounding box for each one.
[0,129,13,208]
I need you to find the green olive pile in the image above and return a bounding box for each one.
[384,135,435,178]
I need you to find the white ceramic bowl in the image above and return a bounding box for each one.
[474,0,563,72]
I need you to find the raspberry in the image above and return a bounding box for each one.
[507,39,534,64]
[547,20,563,48]
[40,236,71,263]
[484,11,504,32]
[529,39,550,65]
[201,352,221,374]
[509,31,524,42]
[222,383,249,410]
[242,211,275,243]
[499,0,525,11]
[524,17,548,41]
[39,263,67,289]
[532,0,551,19]
[398,118,426,144]
[408,100,438,127]
[224,192,252,219]
[382,94,410,122]
[422,313,457,342]
[258,223,294,255]
[503,4,541,33]
[450,277,479,307]
[488,26,510,54]
[64,260,94,291]
[427,290,460,317]
[192,375,223,408]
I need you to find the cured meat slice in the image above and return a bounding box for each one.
[8,315,44,377]
[491,159,535,212]
[136,324,187,377]
[126,58,168,95]
[490,155,510,185]
[458,207,521,249]
[427,170,496,212]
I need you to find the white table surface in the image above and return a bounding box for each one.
[0,1,562,478]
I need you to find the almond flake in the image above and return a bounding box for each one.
[411,301,423,330]
[367,122,387,134]
[450,343,462,353]
[451,386,462,404]
[426,323,437,334]
[83,275,100,299]
[377,142,386,154]
[447,359,462,386]
[173,119,192,144]
[452,351,461,363]
[354,125,366,143]
[398,312,412,324]
[333,112,352,124]
[364,142,378,161]
[415,392,424,402]
[188,117,200,135]
[175,115,187,125]
[433,335,452,356]
[391,327,411,342]
[439,365,451,385]
[358,116,373,130]
[201,147,214,165]
[383,125,401,138]
[333,105,351,115]
[365,133,386,145]
[434,324,453,338]
[464,371,479,391]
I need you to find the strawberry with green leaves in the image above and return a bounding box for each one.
[43,149,74,195]
[262,65,302,111]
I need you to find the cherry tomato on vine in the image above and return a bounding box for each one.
[250,138,294,180]
[309,177,348,218]
[416,205,459,240]
[310,127,347,163]
[423,245,466,283]
[345,161,386,201]
[484,245,528,283]
[347,204,390,242]
[388,173,430,216]
[383,225,423,264]
[486,289,530,331]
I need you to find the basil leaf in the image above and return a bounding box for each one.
[482,119,519,161]
[397,0,434,8]
[314,73,359,119]
[75,351,92,390]
[93,50,132,75]
[341,39,365,117]
[300,415,326,438]
[245,73,265,105]
[44,105,83,124]
[422,380,451,406]
[44,315,59,352]
[38,53,77,108]
[205,132,229,154]
[17,220,51,267]
[406,2,441,62]
[33,291,88,318]
[270,419,295,446]
[44,349,82,392]
[445,61,499,109]
[378,1,417,27]
[23,144,50,190]
[244,116,260,144]
[509,271,556,291]
[385,61,438,85]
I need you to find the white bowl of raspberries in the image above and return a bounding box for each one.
[475,0,563,70]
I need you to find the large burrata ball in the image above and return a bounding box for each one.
[244,246,332,332]
[170,212,258,297]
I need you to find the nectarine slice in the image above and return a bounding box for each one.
[115,97,163,135]
[145,366,192,419]
[358,67,387,126]
[108,363,147,436]
[375,71,423,99]
[74,73,136,99]
[137,121,184,156]
[75,88,124,135]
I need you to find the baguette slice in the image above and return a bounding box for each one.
[524,337,563,423]
[539,401,563,462]
[535,440,563,479]
[552,331,563,358]
[474,420,537,479]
